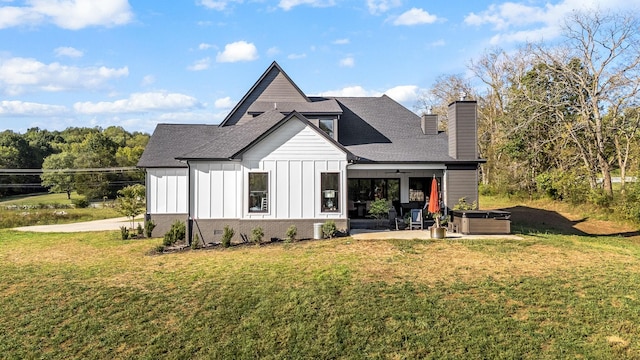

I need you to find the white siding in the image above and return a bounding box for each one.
[191,162,241,219]
[242,119,348,220]
[147,168,188,214]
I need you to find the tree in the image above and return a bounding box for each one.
[115,184,146,229]
[530,10,640,197]
[41,152,76,199]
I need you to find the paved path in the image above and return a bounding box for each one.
[13,216,142,233]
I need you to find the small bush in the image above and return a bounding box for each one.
[285,224,297,243]
[221,225,234,248]
[145,220,156,238]
[120,226,129,240]
[163,220,186,247]
[322,220,337,239]
[453,197,477,211]
[136,223,144,236]
[250,226,264,245]
[191,233,201,250]
[72,197,90,208]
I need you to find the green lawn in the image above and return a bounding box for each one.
[1,224,640,358]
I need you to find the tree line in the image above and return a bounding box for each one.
[0,126,149,200]
[418,9,640,220]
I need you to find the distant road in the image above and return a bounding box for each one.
[13,216,142,233]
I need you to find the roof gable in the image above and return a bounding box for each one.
[220,61,310,126]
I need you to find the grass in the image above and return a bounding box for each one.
[1,227,640,358]
[0,192,120,229]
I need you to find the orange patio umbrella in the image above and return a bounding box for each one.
[427,176,440,214]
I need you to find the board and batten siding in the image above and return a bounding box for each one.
[448,101,478,160]
[146,168,188,214]
[191,162,242,219]
[445,169,478,209]
[243,119,348,220]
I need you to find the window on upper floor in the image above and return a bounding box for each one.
[319,119,334,138]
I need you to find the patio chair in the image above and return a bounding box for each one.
[409,208,423,230]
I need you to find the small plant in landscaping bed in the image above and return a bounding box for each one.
[452,197,477,211]
[145,220,156,238]
[120,226,129,240]
[136,223,144,236]
[250,226,264,245]
[191,233,201,250]
[322,220,337,239]
[163,220,185,247]
[221,225,234,248]
[285,224,297,243]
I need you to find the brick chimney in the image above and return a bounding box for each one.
[447,100,478,160]
[421,113,438,135]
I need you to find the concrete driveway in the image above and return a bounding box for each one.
[13,216,142,233]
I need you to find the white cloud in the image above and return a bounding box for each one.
[74,92,201,114]
[463,0,640,44]
[198,43,213,50]
[267,47,280,56]
[393,8,438,26]
[188,57,211,71]
[0,0,133,30]
[367,0,401,15]
[0,57,128,95]
[141,75,155,87]
[54,46,83,58]
[288,53,306,60]
[384,85,419,103]
[214,96,234,109]
[333,38,350,45]
[429,39,446,47]
[278,0,336,11]
[339,56,354,67]
[0,100,68,116]
[216,41,258,63]
[320,86,380,97]
[197,0,242,11]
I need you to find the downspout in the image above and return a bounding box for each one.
[187,161,192,246]
[144,168,150,228]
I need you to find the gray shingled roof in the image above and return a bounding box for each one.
[335,95,456,163]
[137,124,224,168]
[247,99,342,115]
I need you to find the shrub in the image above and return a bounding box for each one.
[285,224,297,243]
[322,220,337,239]
[163,220,186,247]
[191,233,201,250]
[453,197,477,211]
[145,220,156,238]
[120,226,129,240]
[250,226,264,245]
[221,225,234,248]
[72,197,90,208]
[136,223,144,236]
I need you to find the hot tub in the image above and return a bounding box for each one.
[450,210,511,235]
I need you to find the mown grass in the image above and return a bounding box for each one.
[0,192,120,229]
[1,228,640,359]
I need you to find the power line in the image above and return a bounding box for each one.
[0,167,141,176]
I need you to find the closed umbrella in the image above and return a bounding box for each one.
[427,176,440,214]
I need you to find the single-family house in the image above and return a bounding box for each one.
[137,61,483,242]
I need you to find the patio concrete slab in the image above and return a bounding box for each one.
[350,228,523,240]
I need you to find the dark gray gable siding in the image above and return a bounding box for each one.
[221,62,310,126]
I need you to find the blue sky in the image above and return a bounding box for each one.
[1,0,638,134]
